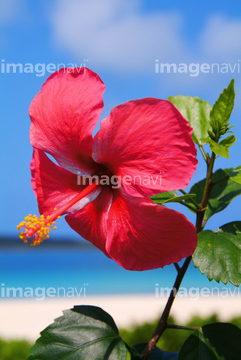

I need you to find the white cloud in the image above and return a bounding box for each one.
[48,2,241,111]
[0,0,30,48]
[50,0,186,73]
[0,0,25,24]
[152,14,241,97]
[50,2,241,78]
[200,15,241,61]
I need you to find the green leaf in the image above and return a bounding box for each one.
[185,168,241,221]
[229,165,241,184]
[192,222,241,286]
[151,191,178,204]
[220,221,241,236]
[219,135,236,148]
[178,329,222,360]
[28,306,130,360]
[200,138,229,158]
[132,343,178,359]
[210,79,235,132]
[168,95,212,145]
[151,191,196,205]
[202,323,241,359]
[179,323,241,359]
[200,134,236,159]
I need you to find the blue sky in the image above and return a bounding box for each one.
[0,0,241,242]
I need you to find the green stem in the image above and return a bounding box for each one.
[196,152,216,233]
[199,145,208,162]
[201,218,208,230]
[141,152,217,359]
[141,256,192,359]
[179,189,200,210]
[179,201,198,212]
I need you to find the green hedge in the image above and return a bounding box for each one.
[120,314,241,353]
[0,338,32,360]
[1,314,241,359]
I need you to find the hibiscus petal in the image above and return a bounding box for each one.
[105,190,197,270]
[66,186,197,271]
[31,148,101,216]
[29,67,106,175]
[93,98,197,197]
[66,187,112,257]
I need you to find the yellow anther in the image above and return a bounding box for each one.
[17,177,99,247]
[17,213,58,247]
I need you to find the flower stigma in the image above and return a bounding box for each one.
[17,181,99,246]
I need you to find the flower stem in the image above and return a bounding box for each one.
[199,145,208,162]
[141,256,192,359]
[179,189,200,210]
[179,201,198,213]
[195,152,215,233]
[141,152,216,359]
[174,263,180,273]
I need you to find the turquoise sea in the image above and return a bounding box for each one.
[0,244,239,299]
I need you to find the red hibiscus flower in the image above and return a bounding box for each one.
[17,67,198,271]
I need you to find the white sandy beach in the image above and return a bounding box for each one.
[0,294,241,341]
